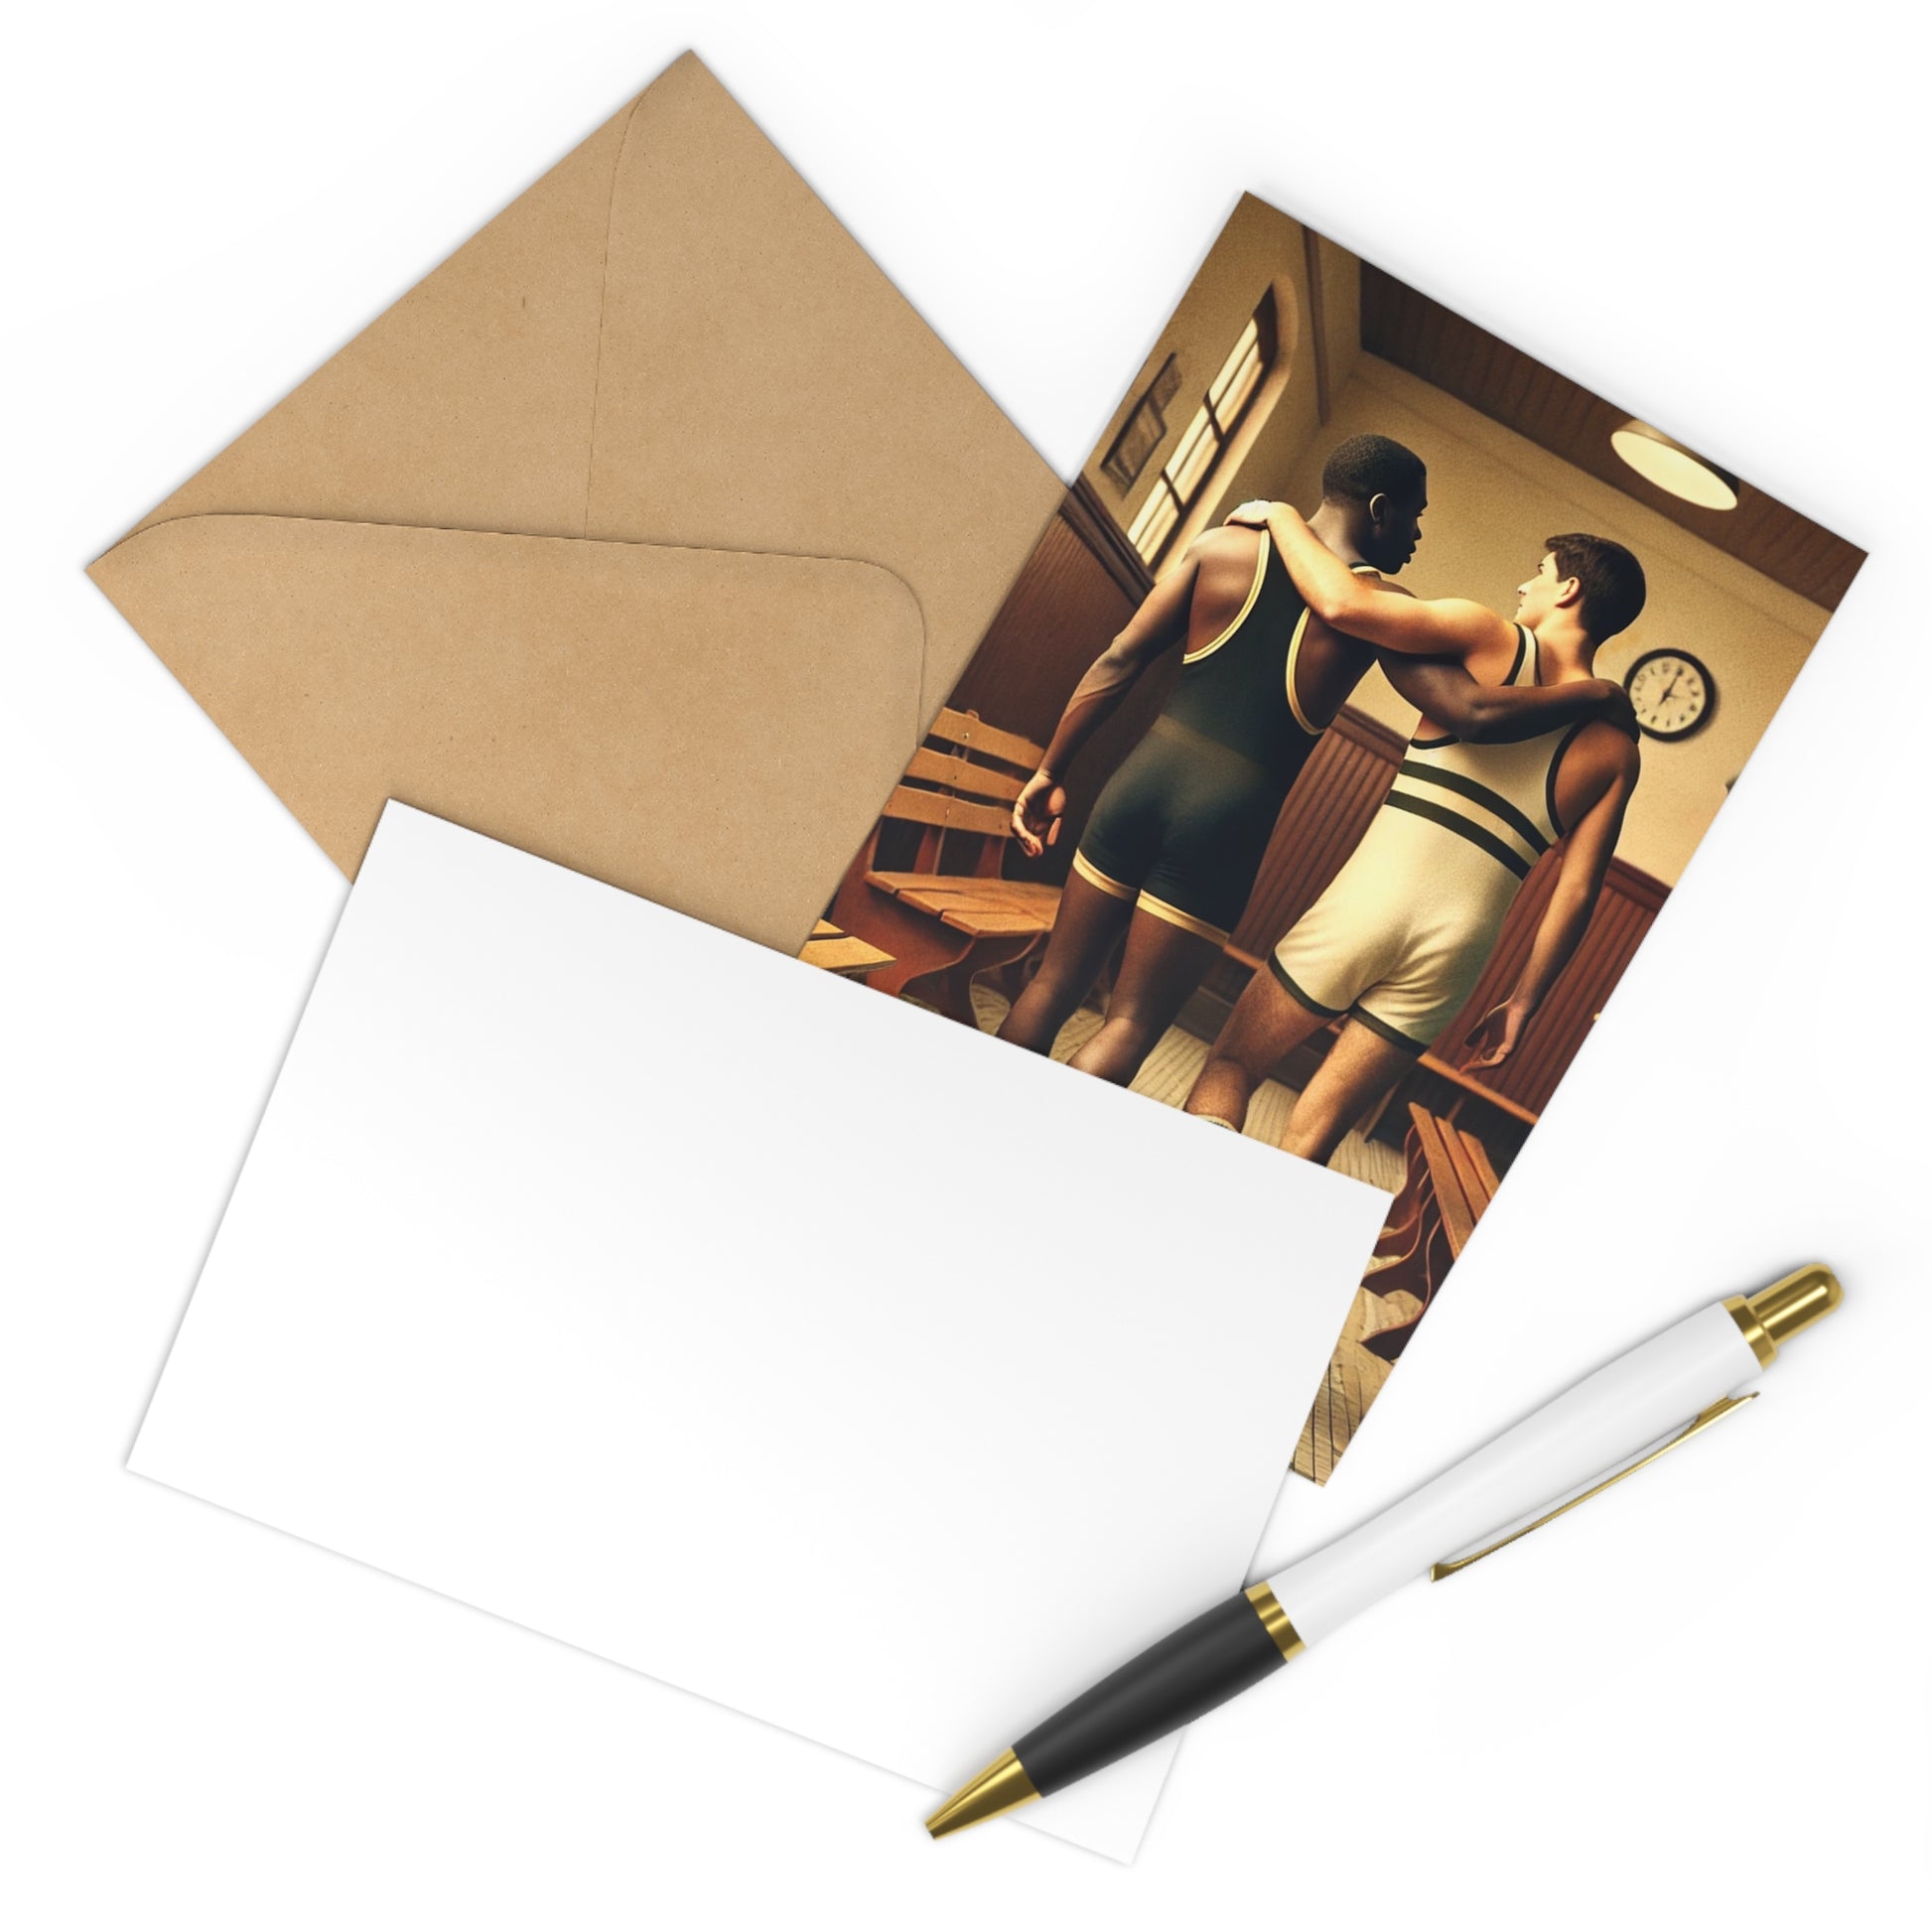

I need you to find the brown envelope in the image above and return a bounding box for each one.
[88,53,1060,953]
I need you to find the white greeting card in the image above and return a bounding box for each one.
[129,803,1384,1860]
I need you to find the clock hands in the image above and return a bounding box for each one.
[1627,650,1713,737]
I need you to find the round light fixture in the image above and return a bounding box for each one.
[1610,420,1739,510]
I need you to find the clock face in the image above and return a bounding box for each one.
[1624,648,1715,741]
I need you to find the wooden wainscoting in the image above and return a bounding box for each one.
[1427,851,1669,1117]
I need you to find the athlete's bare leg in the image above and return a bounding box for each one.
[1184,967,1335,1132]
[1064,908,1224,1086]
[1277,1017,1417,1165]
[996,871,1136,1055]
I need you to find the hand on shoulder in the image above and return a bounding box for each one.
[1223,500,1280,528]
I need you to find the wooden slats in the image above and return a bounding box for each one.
[894,886,1030,916]
[1438,1124,1497,1236]
[803,935,893,974]
[831,700,1059,1012]
[1438,850,1667,1117]
[1410,1107,1478,1256]
[798,919,896,978]
[891,878,1060,940]
[881,785,1015,839]
[939,909,1047,937]
[1414,1051,1541,1127]
[926,706,1043,772]
[867,873,1060,911]
[1458,1127,1502,1196]
[901,747,1027,803]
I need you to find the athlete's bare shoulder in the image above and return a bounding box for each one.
[1292,560,1417,724]
[1178,524,1267,639]
[1554,716,1641,825]
[1187,523,1264,563]
[1574,717,1642,780]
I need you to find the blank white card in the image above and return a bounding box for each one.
[130,803,1384,1861]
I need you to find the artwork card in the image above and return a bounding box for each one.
[813,192,1862,1480]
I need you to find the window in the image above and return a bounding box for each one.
[1126,291,1279,566]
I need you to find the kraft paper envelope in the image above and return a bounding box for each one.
[87,53,1061,953]
[129,804,1388,1861]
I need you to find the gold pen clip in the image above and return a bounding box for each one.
[1430,1393,1757,1581]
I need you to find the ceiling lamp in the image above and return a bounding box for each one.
[1610,420,1739,510]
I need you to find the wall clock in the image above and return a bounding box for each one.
[1623,647,1716,741]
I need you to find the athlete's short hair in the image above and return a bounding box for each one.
[1321,434,1427,509]
[1544,533,1647,642]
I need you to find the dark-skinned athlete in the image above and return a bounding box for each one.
[1185,501,1646,1162]
[995,435,1635,1087]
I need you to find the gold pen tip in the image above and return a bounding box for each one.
[1746,1264,1843,1351]
[1726,1265,1842,1369]
[924,1749,1041,1840]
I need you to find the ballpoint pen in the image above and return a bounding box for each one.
[926,1263,1841,1838]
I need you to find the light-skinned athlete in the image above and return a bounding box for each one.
[1183,500,1645,1162]
[995,436,1635,1086]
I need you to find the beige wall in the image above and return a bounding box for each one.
[1267,357,1832,886]
[1312,231,1362,405]
[1082,194,1332,553]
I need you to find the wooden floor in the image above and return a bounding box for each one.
[1291,1285,1417,1484]
[963,985,1404,1486]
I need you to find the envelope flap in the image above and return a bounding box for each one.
[128,106,633,542]
[589,56,1060,710]
[91,56,1061,947]
[116,51,1061,703]
[89,515,924,952]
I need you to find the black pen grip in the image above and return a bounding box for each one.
[1014,1592,1289,1794]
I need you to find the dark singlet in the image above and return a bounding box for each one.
[1072,531,1371,944]
[1164,532,1328,786]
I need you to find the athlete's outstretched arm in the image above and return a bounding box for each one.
[1381,652,1638,745]
[1228,501,1512,659]
[1464,733,1639,1069]
[1010,544,1199,856]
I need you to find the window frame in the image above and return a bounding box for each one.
[1127,290,1282,567]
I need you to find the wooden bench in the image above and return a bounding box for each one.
[826,707,1061,1026]
[798,919,896,979]
[1358,1103,1501,1361]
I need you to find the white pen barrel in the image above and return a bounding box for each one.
[1267,1302,1763,1644]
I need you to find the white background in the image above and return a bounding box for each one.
[3,2,1925,1927]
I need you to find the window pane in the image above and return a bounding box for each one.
[1214,347,1264,432]
[1207,320,1261,409]
[1167,402,1216,477]
[1167,404,1222,505]
[1128,483,1174,560]
[1129,484,1178,561]
[1129,299,1278,565]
